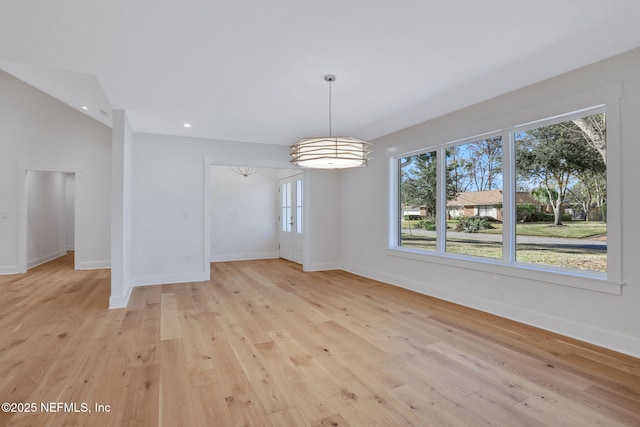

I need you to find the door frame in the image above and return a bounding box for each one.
[278,172,304,264]
[203,156,304,280]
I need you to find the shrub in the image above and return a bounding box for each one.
[516,204,536,222]
[418,217,437,231]
[455,216,494,233]
[525,212,572,222]
[529,212,555,222]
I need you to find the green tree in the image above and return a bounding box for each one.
[446,146,472,193]
[530,187,558,206]
[516,121,604,226]
[569,113,607,222]
[401,152,438,216]
[400,151,459,217]
[568,169,607,222]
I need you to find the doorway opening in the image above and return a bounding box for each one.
[18,166,79,273]
[207,165,304,268]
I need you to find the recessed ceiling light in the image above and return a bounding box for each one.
[81,105,89,111]
[184,123,192,128]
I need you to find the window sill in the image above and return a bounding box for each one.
[386,247,623,295]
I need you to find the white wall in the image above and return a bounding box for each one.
[130,133,293,287]
[341,48,640,357]
[128,129,344,289]
[210,166,279,261]
[128,131,344,289]
[0,70,111,274]
[26,171,66,268]
[303,169,342,271]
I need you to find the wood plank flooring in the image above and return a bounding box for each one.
[1,252,639,426]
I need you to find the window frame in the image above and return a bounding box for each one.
[441,132,505,260]
[388,86,623,295]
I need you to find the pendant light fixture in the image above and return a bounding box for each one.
[290,74,371,169]
[230,166,260,177]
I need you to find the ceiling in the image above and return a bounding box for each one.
[2,1,640,145]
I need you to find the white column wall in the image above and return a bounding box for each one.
[109,109,134,308]
[65,173,75,250]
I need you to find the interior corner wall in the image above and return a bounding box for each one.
[340,47,640,357]
[26,171,67,268]
[210,166,279,262]
[0,70,111,275]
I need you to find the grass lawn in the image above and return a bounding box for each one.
[515,222,606,239]
[400,220,607,272]
[485,221,606,239]
[403,220,607,239]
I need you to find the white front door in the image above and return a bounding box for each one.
[279,174,303,264]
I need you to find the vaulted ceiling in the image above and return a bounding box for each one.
[2,1,640,145]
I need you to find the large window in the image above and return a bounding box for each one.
[514,113,606,273]
[393,106,611,282]
[399,150,437,251]
[445,137,503,259]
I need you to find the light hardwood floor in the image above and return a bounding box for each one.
[1,252,639,426]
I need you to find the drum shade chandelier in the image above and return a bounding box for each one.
[290,74,371,169]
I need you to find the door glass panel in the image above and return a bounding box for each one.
[281,182,291,232]
[296,179,303,234]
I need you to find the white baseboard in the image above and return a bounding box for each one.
[211,251,279,262]
[341,262,640,359]
[109,286,133,309]
[0,265,19,275]
[76,260,111,270]
[303,262,342,272]
[27,250,67,270]
[132,271,209,287]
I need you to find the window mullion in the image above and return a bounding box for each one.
[436,146,446,254]
[391,157,400,248]
[503,130,515,264]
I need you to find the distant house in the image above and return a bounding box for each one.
[446,190,542,221]
[402,206,435,219]
[402,206,422,219]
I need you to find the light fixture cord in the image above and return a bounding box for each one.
[328,78,332,137]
